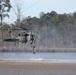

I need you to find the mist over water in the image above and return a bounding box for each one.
[1,11,76,52]
[1,25,76,51]
[37,26,76,49]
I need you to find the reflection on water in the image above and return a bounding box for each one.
[0,52,76,60]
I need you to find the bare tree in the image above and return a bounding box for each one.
[12,0,24,28]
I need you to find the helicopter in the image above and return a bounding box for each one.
[3,27,37,53]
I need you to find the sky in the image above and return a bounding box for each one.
[3,0,76,24]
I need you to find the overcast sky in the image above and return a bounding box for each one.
[3,0,76,23]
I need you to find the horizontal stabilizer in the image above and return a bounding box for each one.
[4,38,19,42]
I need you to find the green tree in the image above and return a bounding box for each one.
[0,0,11,46]
[73,12,76,19]
[50,11,59,24]
[0,0,11,18]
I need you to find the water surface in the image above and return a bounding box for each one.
[0,52,76,61]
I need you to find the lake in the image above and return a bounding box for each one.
[0,52,76,61]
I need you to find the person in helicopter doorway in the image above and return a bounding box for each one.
[22,31,29,43]
[9,30,12,37]
[8,30,15,38]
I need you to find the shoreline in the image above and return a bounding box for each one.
[0,60,76,67]
[0,47,76,52]
[0,61,76,70]
[0,60,76,75]
[1,47,76,52]
[0,59,76,63]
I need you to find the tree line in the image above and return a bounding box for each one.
[0,11,76,49]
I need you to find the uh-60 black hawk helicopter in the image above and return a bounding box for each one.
[3,27,37,54]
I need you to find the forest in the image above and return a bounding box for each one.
[0,11,76,52]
